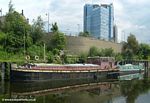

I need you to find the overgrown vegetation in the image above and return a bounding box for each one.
[79,31,90,37]
[0,1,66,63]
[122,34,150,60]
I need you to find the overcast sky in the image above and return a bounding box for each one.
[0,0,150,43]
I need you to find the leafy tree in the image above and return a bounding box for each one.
[88,46,99,57]
[0,32,6,45]
[115,53,123,61]
[102,48,115,57]
[49,32,66,51]
[88,46,115,57]
[0,20,3,31]
[122,34,139,59]
[2,3,32,53]
[51,22,58,32]
[137,43,150,60]
[8,0,14,13]
[31,16,45,44]
[79,31,90,37]
[78,53,88,63]
[46,23,66,63]
[47,51,54,63]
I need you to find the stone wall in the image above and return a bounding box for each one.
[66,36,122,54]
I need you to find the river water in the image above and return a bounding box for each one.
[0,76,150,103]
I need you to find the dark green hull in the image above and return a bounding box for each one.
[11,69,108,82]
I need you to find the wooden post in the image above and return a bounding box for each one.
[1,63,5,81]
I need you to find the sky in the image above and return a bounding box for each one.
[0,0,150,43]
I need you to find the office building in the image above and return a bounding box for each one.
[113,24,118,43]
[84,4,114,40]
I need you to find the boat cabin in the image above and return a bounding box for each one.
[87,57,116,70]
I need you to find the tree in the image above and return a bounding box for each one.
[8,0,14,13]
[137,43,150,60]
[31,16,45,44]
[88,46,99,57]
[3,10,32,53]
[115,53,123,61]
[51,32,66,50]
[51,22,58,32]
[0,20,3,31]
[88,46,115,57]
[79,31,90,37]
[0,32,6,46]
[78,53,88,63]
[47,51,54,63]
[102,48,115,57]
[122,34,139,59]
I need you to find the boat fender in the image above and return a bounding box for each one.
[25,55,30,60]
[35,56,39,60]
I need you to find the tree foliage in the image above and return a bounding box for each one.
[88,46,115,57]
[137,43,150,60]
[122,34,139,59]
[27,45,44,58]
[8,0,14,13]
[1,3,32,53]
[31,16,45,44]
[88,46,99,57]
[48,32,66,51]
[79,31,90,37]
[51,22,58,32]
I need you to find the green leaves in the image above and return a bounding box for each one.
[31,16,45,44]
[1,10,32,53]
[27,45,43,59]
[51,22,58,32]
[88,46,115,57]
[51,32,66,50]
[122,34,150,60]
[122,34,139,59]
[79,31,90,37]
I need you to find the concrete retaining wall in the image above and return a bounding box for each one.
[66,36,122,54]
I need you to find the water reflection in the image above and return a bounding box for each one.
[120,79,150,103]
[0,78,150,103]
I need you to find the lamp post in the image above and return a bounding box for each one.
[46,13,49,33]
[77,24,80,36]
[67,29,70,35]
[43,43,46,62]
[24,26,26,57]
[122,30,125,42]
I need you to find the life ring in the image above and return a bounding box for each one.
[25,55,30,60]
[35,56,39,60]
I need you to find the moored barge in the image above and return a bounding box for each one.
[11,63,110,82]
[11,57,117,81]
[11,57,118,82]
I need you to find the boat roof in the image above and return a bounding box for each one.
[124,64,133,66]
[32,63,99,67]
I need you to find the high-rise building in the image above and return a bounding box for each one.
[113,24,118,43]
[84,4,114,40]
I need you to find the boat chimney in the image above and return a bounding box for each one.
[21,10,24,16]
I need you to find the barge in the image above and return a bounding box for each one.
[107,64,144,79]
[11,64,100,82]
[11,57,118,82]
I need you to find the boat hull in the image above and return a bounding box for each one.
[107,70,144,79]
[10,69,108,82]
